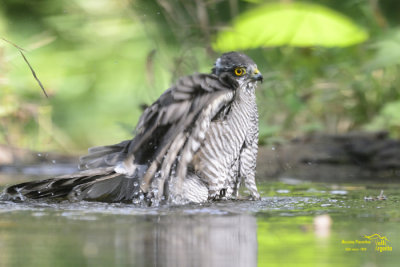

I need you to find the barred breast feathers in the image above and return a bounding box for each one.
[193,81,259,198]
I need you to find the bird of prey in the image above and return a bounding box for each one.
[2,51,263,205]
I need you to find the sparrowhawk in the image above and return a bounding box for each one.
[2,51,263,205]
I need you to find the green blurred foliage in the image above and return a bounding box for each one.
[366,100,400,137]
[1,0,400,153]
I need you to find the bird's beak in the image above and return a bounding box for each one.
[251,68,263,83]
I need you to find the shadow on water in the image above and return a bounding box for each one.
[0,167,400,266]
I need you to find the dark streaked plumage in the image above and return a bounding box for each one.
[1,51,263,205]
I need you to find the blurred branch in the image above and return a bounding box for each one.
[229,0,238,18]
[1,38,48,98]
[195,0,211,51]
[370,0,387,28]
[145,49,157,86]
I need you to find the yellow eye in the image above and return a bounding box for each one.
[234,67,246,76]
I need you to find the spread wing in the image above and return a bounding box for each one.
[79,73,237,200]
[1,73,237,203]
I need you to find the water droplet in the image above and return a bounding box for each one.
[271,147,276,151]
[37,153,42,157]
[276,189,290,194]
[52,160,57,164]
[330,190,347,195]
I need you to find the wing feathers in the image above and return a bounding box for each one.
[80,73,237,200]
[174,91,235,195]
[79,141,130,169]
[2,73,238,203]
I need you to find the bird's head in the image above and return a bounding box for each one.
[212,52,263,86]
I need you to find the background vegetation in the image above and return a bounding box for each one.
[1,0,400,154]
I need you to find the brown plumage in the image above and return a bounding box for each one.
[1,52,263,205]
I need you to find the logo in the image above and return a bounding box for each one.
[364,234,392,252]
[341,234,392,252]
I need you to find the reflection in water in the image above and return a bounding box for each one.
[0,208,257,267]
[145,214,256,267]
[313,214,332,238]
[102,214,257,267]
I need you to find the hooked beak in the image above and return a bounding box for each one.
[251,69,263,83]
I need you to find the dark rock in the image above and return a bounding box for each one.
[257,132,400,181]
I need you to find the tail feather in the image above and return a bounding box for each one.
[68,174,140,202]
[1,167,141,202]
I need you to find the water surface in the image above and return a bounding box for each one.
[0,174,399,267]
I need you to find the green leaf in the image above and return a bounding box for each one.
[213,2,369,51]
